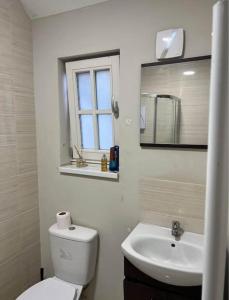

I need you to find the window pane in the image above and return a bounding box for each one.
[98,114,113,150]
[76,72,92,110]
[96,70,111,110]
[80,115,95,149]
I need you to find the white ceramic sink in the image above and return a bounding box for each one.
[121,223,203,286]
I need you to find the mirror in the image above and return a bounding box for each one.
[140,56,211,149]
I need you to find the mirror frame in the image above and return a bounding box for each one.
[140,55,211,150]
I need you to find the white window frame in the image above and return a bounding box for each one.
[65,55,119,162]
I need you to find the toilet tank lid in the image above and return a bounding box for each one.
[49,223,98,242]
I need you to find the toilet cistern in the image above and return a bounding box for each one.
[16,223,98,300]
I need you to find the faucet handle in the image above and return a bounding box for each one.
[172,220,180,228]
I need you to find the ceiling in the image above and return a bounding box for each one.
[20,0,110,19]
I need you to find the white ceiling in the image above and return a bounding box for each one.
[20,0,110,19]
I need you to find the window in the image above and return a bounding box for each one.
[65,56,119,162]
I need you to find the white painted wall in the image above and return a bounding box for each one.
[32,0,214,299]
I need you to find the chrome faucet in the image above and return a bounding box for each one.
[171,221,184,240]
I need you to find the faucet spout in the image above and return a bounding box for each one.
[171,221,184,241]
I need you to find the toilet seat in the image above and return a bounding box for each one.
[16,277,83,300]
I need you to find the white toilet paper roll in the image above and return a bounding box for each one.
[56,211,71,229]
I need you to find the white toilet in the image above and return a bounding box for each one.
[17,223,98,300]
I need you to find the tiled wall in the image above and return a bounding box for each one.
[0,0,40,299]
[140,178,205,233]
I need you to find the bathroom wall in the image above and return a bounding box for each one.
[32,0,214,299]
[0,0,40,299]
[140,178,205,233]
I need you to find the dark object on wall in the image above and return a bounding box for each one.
[40,267,44,281]
[124,258,201,300]
[224,251,228,300]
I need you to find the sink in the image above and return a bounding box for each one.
[121,223,203,286]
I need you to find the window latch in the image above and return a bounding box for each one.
[112,98,119,119]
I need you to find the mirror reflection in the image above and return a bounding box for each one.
[140,57,211,148]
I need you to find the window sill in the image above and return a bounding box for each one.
[59,164,119,180]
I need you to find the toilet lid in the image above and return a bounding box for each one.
[17,278,79,300]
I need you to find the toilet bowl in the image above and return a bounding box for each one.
[17,224,98,300]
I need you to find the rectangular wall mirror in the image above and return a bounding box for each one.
[140,56,211,149]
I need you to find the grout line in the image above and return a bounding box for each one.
[0,241,40,269]
[0,206,39,226]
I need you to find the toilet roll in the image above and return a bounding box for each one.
[56,211,71,229]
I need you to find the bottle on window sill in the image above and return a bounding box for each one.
[109,146,119,172]
[101,154,108,172]
[114,145,119,172]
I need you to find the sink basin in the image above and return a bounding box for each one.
[121,223,203,286]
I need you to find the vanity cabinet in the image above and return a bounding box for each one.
[124,280,166,300]
[123,258,201,300]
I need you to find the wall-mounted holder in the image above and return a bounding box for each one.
[112,99,119,119]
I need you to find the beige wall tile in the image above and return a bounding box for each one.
[0,208,40,266]
[0,134,16,146]
[0,0,15,10]
[0,145,17,179]
[0,243,40,300]
[19,243,41,290]
[11,72,34,94]
[0,216,20,264]
[0,72,12,91]
[16,115,36,135]
[141,210,204,234]
[0,257,22,300]
[0,115,15,135]
[0,91,14,114]
[17,148,37,173]
[140,178,205,233]
[17,172,38,212]
[0,176,18,222]
[14,94,35,115]
[0,0,40,298]
[19,208,40,249]
[8,0,31,30]
[16,134,36,149]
